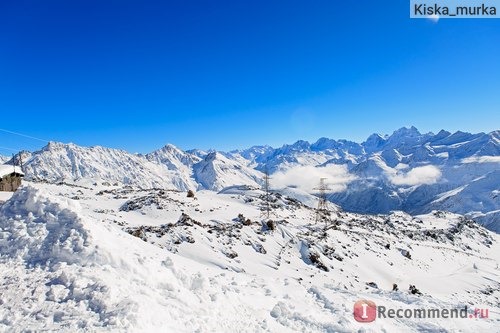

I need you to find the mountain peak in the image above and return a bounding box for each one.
[280,140,311,153]
[311,137,338,150]
[204,151,219,162]
[391,126,421,138]
[363,133,387,153]
[42,141,68,151]
[160,143,180,151]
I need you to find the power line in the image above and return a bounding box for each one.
[0,128,49,143]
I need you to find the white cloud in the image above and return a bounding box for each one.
[389,165,441,186]
[461,156,500,164]
[395,163,409,170]
[272,165,356,193]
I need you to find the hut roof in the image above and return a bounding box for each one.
[0,165,24,178]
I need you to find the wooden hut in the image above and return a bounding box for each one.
[0,165,24,192]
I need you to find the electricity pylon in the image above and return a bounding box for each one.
[314,178,331,227]
[260,167,273,220]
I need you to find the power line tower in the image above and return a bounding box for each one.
[260,167,273,220]
[314,178,331,227]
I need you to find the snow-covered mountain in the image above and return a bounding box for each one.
[193,151,263,191]
[14,142,262,192]
[4,126,499,232]
[144,143,200,190]
[18,142,183,189]
[233,127,500,232]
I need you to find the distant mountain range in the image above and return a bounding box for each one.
[4,127,499,232]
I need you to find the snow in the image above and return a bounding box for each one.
[432,185,467,203]
[0,165,23,178]
[462,156,500,164]
[1,183,499,332]
[8,126,500,233]
[0,192,14,203]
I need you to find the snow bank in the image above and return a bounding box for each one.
[0,187,222,332]
[0,187,92,267]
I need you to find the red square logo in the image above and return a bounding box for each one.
[353,300,377,322]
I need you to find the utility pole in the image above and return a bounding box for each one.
[314,178,331,228]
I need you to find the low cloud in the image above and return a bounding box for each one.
[389,165,441,186]
[272,165,356,193]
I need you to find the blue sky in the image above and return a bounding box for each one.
[1,1,499,154]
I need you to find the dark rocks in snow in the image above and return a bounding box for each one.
[321,245,335,258]
[187,190,195,198]
[235,214,252,225]
[309,252,329,272]
[433,211,446,218]
[178,213,202,227]
[400,249,412,259]
[480,286,494,295]
[366,282,378,289]
[252,243,267,254]
[128,227,147,242]
[332,253,344,262]
[392,283,399,291]
[224,250,238,259]
[119,190,184,211]
[409,284,422,295]
[266,220,276,231]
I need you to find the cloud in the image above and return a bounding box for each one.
[461,156,500,164]
[272,165,356,193]
[389,165,441,186]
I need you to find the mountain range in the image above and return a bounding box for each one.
[4,126,499,232]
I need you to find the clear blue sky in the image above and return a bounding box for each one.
[1,1,499,154]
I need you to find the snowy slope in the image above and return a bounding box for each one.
[0,186,282,332]
[1,183,498,332]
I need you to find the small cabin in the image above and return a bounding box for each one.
[0,165,24,192]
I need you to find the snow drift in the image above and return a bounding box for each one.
[0,187,263,332]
